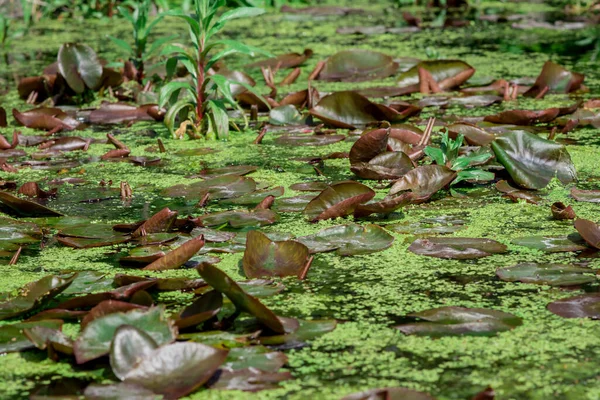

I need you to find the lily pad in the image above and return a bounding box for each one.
[496,263,596,286]
[547,293,600,319]
[408,237,507,259]
[574,219,600,250]
[395,306,522,337]
[273,133,346,146]
[175,290,222,329]
[511,235,588,253]
[196,165,258,179]
[197,209,278,228]
[109,325,159,381]
[318,49,398,82]
[242,230,309,279]
[388,165,456,200]
[258,319,337,346]
[491,131,576,189]
[342,387,435,400]
[524,61,584,98]
[571,188,600,203]
[0,319,64,353]
[161,175,256,200]
[297,224,394,255]
[304,181,375,222]
[58,43,103,93]
[74,306,177,364]
[0,191,63,217]
[143,236,205,271]
[396,60,475,90]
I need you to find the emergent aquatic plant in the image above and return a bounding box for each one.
[159,0,268,139]
[109,0,175,83]
[424,132,494,185]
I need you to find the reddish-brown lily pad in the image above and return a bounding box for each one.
[0,191,64,217]
[304,181,375,222]
[143,236,205,271]
[342,387,435,400]
[571,188,600,203]
[389,165,456,200]
[547,293,600,319]
[574,219,600,250]
[524,61,585,98]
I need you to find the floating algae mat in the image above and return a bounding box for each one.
[1,0,600,398]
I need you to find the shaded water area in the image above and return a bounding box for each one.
[1,1,600,399]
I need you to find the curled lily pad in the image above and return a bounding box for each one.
[58,43,103,93]
[524,61,585,98]
[318,49,398,82]
[80,300,148,329]
[491,130,576,189]
[161,175,256,200]
[175,290,222,329]
[551,202,576,220]
[221,186,284,206]
[547,293,600,318]
[196,165,258,179]
[196,262,286,334]
[74,306,177,364]
[574,219,600,250]
[408,237,507,259]
[395,306,522,337]
[342,387,435,400]
[123,342,228,399]
[511,235,588,253]
[495,180,541,204]
[446,122,495,146]
[246,48,312,69]
[352,151,414,180]
[290,182,329,192]
[197,209,278,228]
[242,230,310,279]
[0,217,42,252]
[388,165,456,200]
[304,181,375,222]
[496,263,596,286]
[309,91,417,129]
[109,325,159,381]
[132,207,178,238]
[0,274,76,320]
[0,191,63,217]
[0,320,63,353]
[571,188,600,203]
[484,108,560,125]
[12,107,79,131]
[269,105,307,126]
[209,368,292,392]
[396,60,475,90]
[297,224,394,255]
[353,192,414,218]
[143,236,205,271]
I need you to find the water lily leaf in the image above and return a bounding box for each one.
[574,219,600,250]
[84,382,159,400]
[221,186,284,206]
[571,188,600,203]
[80,300,148,329]
[246,48,312,69]
[56,224,130,248]
[196,262,286,334]
[26,308,87,322]
[12,107,79,131]
[551,202,576,220]
[408,237,507,259]
[446,122,495,146]
[175,290,222,329]
[318,49,398,82]
[388,165,456,199]
[491,130,576,189]
[290,182,328,192]
[511,235,588,253]
[123,342,228,399]
[88,103,164,124]
[496,263,596,286]
[304,181,375,222]
[58,43,103,93]
[524,61,585,98]
[352,151,414,180]
[484,108,560,125]
[297,224,394,255]
[0,274,76,320]
[210,368,292,392]
[387,214,467,235]
[223,345,288,372]
[242,230,310,278]
[0,320,63,353]
[110,325,159,381]
[547,293,600,318]
[309,91,415,129]
[74,306,176,364]
[257,319,337,346]
[0,191,63,217]
[161,175,256,200]
[273,194,316,213]
[0,217,42,251]
[143,236,205,271]
[273,134,346,146]
[24,325,74,355]
[269,105,307,126]
[396,60,475,90]
[62,271,113,295]
[495,180,541,204]
[198,209,278,228]
[353,192,414,218]
[349,128,389,165]
[395,306,522,337]
[132,208,178,238]
[342,387,435,400]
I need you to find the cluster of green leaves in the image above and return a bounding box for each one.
[159,0,268,139]
[424,132,495,185]
[109,0,176,82]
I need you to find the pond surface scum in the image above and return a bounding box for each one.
[1,0,600,399]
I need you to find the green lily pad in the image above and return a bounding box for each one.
[297,224,394,255]
[395,306,522,337]
[496,263,596,286]
[408,237,507,259]
[511,235,588,253]
[58,43,103,93]
[0,274,76,321]
[258,319,337,346]
[61,271,113,295]
[197,209,278,228]
[110,325,159,381]
[161,175,256,201]
[0,319,63,353]
[74,306,177,364]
